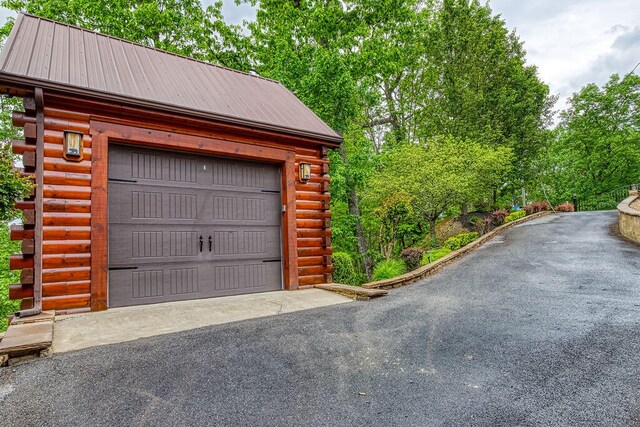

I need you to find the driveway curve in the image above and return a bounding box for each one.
[2,211,640,426]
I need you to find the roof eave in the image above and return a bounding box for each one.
[0,72,344,146]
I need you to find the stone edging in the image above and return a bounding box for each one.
[314,283,388,300]
[363,211,553,290]
[617,195,640,217]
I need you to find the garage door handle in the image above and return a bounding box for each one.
[208,235,212,252]
[199,236,203,253]
[108,178,138,183]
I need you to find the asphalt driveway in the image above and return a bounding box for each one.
[2,211,640,426]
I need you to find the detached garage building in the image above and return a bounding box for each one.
[2,14,339,313]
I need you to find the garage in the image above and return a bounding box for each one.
[107,145,283,307]
[1,14,341,314]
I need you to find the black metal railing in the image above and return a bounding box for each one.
[574,184,638,212]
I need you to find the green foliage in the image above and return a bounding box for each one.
[331,252,364,286]
[0,96,33,222]
[424,0,555,189]
[536,73,640,203]
[368,136,512,240]
[444,232,478,251]
[504,210,526,223]
[372,259,407,282]
[374,193,414,258]
[421,247,453,265]
[0,223,20,331]
[468,216,481,224]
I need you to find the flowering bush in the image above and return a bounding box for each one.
[555,202,575,212]
[523,201,551,215]
[490,209,509,225]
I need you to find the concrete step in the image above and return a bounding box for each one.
[0,317,54,364]
[315,283,388,300]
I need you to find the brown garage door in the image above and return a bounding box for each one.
[107,144,283,307]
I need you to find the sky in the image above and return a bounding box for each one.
[2,0,639,114]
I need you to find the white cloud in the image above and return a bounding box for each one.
[490,0,640,112]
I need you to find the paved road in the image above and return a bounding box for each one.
[2,212,640,426]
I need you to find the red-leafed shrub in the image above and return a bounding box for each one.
[490,209,509,225]
[524,201,550,215]
[400,247,425,271]
[555,202,575,212]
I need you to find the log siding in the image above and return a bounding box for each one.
[8,92,334,313]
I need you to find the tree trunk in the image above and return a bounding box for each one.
[339,143,373,280]
[461,203,468,216]
[428,217,437,243]
[348,186,373,279]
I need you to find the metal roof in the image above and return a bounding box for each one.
[0,14,342,143]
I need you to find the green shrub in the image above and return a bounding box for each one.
[331,252,363,286]
[504,210,526,223]
[372,259,407,282]
[421,247,452,265]
[468,215,482,224]
[444,232,478,251]
[0,223,20,332]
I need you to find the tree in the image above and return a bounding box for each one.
[246,0,382,278]
[421,0,554,194]
[369,137,512,240]
[550,73,640,199]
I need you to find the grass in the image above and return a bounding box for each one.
[421,247,453,266]
[372,259,407,282]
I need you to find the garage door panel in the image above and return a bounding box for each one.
[109,145,280,192]
[108,183,280,226]
[108,144,283,308]
[108,259,282,307]
[108,183,207,224]
[109,225,281,266]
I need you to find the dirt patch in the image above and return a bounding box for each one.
[436,212,491,243]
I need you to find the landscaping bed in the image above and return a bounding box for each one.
[362,210,553,290]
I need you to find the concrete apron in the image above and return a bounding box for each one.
[53,289,352,353]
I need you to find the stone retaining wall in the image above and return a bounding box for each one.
[618,192,640,244]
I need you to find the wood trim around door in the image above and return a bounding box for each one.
[90,120,299,311]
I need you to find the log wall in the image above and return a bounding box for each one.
[8,91,334,313]
[10,98,93,313]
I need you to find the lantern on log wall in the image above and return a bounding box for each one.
[63,130,83,161]
[299,162,311,182]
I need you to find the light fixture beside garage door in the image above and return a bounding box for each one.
[63,130,84,161]
[299,162,311,182]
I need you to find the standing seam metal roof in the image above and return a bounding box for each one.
[0,14,342,143]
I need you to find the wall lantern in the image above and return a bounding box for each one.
[299,162,312,183]
[63,131,84,162]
